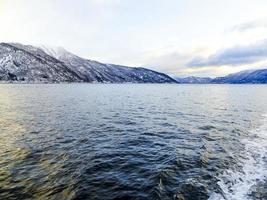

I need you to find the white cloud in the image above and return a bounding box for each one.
[231,18,267,32]
[1,0,267,77]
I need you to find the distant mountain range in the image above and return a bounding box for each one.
[175,76,212,84]
[1,43,267,84]
[175,69,267,84]
[0,43,177,83]
[211,69,267,84]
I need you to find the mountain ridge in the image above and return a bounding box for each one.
[0,43,178,83]
[1,42,267,84]
[175,69,267,84]
[175,76,212,84]
[211,69,267,84]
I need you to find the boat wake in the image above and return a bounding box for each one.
[209,114,267,200]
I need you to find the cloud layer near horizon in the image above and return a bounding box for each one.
[186,40,267,67]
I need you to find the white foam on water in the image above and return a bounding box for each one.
[209,114,267,200]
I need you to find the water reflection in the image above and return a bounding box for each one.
[0,86,75,199]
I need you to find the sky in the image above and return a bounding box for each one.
[1,0,267,77]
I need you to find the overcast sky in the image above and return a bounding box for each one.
[1,0,267,77]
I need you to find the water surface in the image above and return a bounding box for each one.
[0,84,267,200]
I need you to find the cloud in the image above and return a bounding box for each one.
[186,39,267,67]
[91,0,120,4]
[143,52,189,71]
[231,19,267,32]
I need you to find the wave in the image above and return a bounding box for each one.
[209,114,267,200]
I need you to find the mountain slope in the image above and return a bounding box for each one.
[0,43,177,83]
[41,47,178,83]
[0,43,80,82]
[174,69,267,84]
[212,69,267,83]
[175,76,212,84]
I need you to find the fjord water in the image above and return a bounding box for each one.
[0,84,267,200]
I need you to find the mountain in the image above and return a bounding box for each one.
[174,69,267,84]
[175,76,212,84]
[0,43,177,83]
[40,46,177,83]
[0,43,80,82]
[212,69,267,84]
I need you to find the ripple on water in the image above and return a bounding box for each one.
[1,84,267,200]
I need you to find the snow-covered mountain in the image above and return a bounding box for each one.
[41,46,178,83]
[0,43,177,83]
[175,76,212,84]
[174,69,267,84]
[212,69,267,83]
[0,43,80,82]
